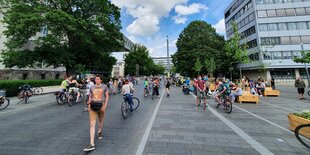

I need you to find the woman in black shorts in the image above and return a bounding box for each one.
[295,77,306,100]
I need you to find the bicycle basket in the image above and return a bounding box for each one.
[0,90,6,97]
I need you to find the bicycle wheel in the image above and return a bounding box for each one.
[121,101,129,119]
[67,95,75,107]
[295,124,310,149]
[131,97,140,110]
[0,98,10,110]
[32,88,38,95]
[225,101,232,114]
[56,93,65,105]
[36,87,43,95]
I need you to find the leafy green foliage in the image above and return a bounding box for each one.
[294,51,310,64]
[194,58,202,76]
[172,20,225,77]
[294,111,310,120]
[0,0,122,75]
[0,79,62,97]
[205,58,216,76]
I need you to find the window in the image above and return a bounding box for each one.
[297,22,308,29]
[265,0,274,3]
[278,23,287,30]
[254,53,260,61]
[296,8,306,16]
[276,9,286,16]
[306,7,310,15]
[301,36,310,44]
[270,37,280,45]
[244,17,249,25]
[259,24,268,31]
[281,37,291,44]
[23,74,28,80]
[287,22,297,30]
[285,8,295,16]
[258,10,267,18]
[268,23,278,31]
[282,51,292,59]
[41,74,46,80]
[293,51,301,58]
[290,36,301,44]
[264,52,272,60]
[274,0,283,3]
[249,13,255,21]
[55,74,60,80]
[267,10,277,17]
[273,51,282,59]
[261,38,270,45]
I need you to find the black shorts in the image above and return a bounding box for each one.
[297,88,305,94]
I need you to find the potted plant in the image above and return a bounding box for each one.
[288,110,310,138]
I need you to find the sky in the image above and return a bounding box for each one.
[111,0,232,61]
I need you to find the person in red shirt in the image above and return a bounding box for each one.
[195,76,207,109]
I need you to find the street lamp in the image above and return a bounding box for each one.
[166,36,170,78]
[301,43,310,87]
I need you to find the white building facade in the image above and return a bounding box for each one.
[225,0,310,81]
[111,61,125,78]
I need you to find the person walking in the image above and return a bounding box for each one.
[271,77,275,90]
[83,77,94,112]
[295,77,306,100]
[84,75,109,152]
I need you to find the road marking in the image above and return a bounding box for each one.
[136,88,165,155]
[260,100,299,113]
[0,101,53,116]
[10,94,53,102]
[191,93,274,155]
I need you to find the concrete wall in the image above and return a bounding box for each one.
[0,69,66,80]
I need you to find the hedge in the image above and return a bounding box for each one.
[0,80,62,97]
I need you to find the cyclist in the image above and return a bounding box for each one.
[195,76,207,108]
[84,75,109,152]
[144,78,149,96]
[68,76,81,102]
[122,79,135,112]
[215,79,231,106]
[57,76,69,97]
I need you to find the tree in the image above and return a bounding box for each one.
[194,58,202,76]
[0,0,123,75]
[124,44,153,76]
[224,23,249,79]
[204,57,216,78]
[172,20,225,77]
[294,50,310,63]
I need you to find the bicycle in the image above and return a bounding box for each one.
[17,84,33,104]
[32,87,43,95]
[67,87,85,107]
[121,94,140,119]
[55,90,68,105]
[216,95,232,114]
[0,90,10,110]
[151,84,159,100]
[295,123,310,149]
[197,90,207,110]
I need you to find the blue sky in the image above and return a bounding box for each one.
[111,0,232,60]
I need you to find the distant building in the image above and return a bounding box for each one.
[111,61,125,77]
[152,57,173,70]
[225,0,310,81]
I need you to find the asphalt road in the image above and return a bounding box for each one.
[0,82,162,155]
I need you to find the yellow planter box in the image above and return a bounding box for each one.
[288,114,310,138]
[237,91,259,104]
[264,87,280,97]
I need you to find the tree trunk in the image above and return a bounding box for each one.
[239,67,242,80]
[230,71,232,81]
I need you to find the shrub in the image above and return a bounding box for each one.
[294,110,310,120]
[0,80,62,97]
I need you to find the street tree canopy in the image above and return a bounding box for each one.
[0,0,122,75]
[172,20,225,77]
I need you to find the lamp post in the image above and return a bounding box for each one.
[301,43,310,87]
[167,36,170,78]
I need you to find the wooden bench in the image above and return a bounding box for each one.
[237,91,259,104]
[264,87,280,97]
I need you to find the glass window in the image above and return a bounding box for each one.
[259,24,268,31]
[264,52,272,60]
[256,0,264,4]
[301,36,310,44]
[244,16,249,25]
[281,37,291,44]
[276,9,286,16]
[265,0,274,3]
[254,53,259,60]
[278,23,287,30]
[273,52,282,59]
[282,51,292,59]
[285,8,296,16]
[261,38,270,45]
[306,7,310,15]
[267,10,277,17]
[293,51,301,58]
[283,0,292,2]
[249,13,255,21]
[297,22,308,29]
[287,22,297,30]
[296,8,306,15]
[308,22,310,29]
[268,23,278,31]
[258,10,267,18]
[290,36,301,44]
[270,37,280,45]
[274,0,283,3]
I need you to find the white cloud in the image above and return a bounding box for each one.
[175,3,208,16]
[111,0,188,36]
[213,18,226,34]
[172,16,188,24]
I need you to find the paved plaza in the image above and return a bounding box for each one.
[0,83,309,155]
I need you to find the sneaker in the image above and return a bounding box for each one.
[195,105,198,108]
[83,107,88,112]
[83,144,95,152]
[98,131,103,140]
[260,95,263,97]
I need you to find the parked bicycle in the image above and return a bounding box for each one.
[17,84,33,104]
[121,94,140,119]
[295,123,310,149]
[0,90,10,110]
[216,95,232,114]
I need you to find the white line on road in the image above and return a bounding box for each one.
[191,93,274,155]
[136,88,166,155]
[260,100,299,113]
[0,101,53,116]
[10,94,52,102]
